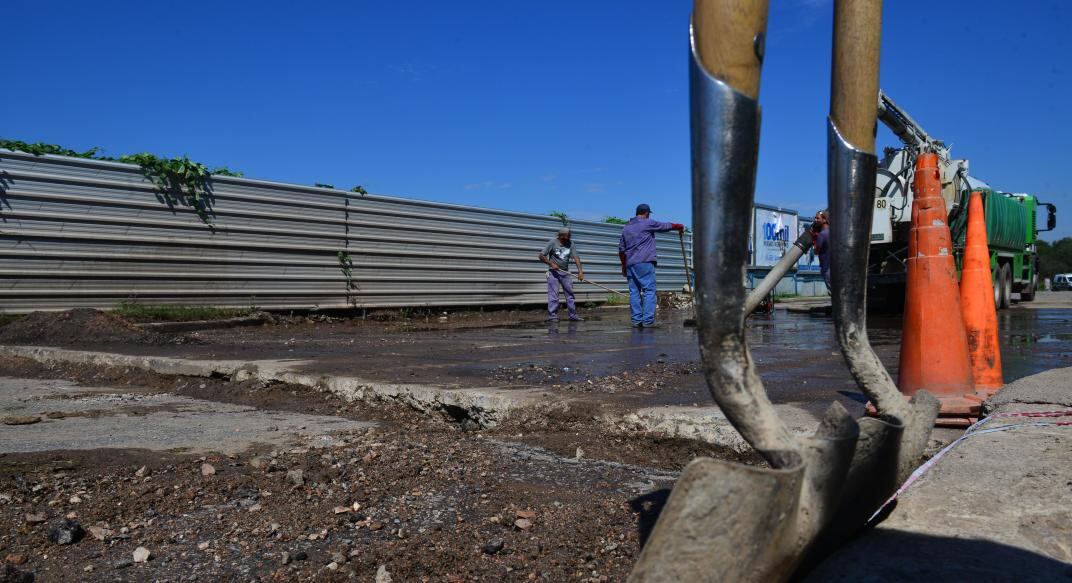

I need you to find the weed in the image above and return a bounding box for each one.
[605,294,627,306]
[350,186,368,195]
[0,140,101,159]
[113,301,253,323]
[549,211,569,226]
[2,139,239,225]
[338,251,358,306]
[315,183,335,189]
[603,216,628,225]
[118,153,216,223]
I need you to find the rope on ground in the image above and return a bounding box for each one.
[867,408,1072,524]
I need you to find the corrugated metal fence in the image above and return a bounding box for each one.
[0,150,692,313]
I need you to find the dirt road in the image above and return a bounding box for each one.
[0,355,755,582]
[1,294,1069,580]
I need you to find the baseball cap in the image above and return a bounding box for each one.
[636,203,651,215]
[558,227,571,235]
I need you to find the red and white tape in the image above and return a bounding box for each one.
[868,408,1072,523]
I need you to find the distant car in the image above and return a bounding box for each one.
[1054,274,1072,291]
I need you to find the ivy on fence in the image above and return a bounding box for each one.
[3,138,372,306]
[0,139,242,225]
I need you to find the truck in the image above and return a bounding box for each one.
[867,91,1057,310]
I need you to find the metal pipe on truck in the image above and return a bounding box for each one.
[744,230,813,316]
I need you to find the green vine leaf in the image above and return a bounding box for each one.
[3,138,368,229]
[211,167,244,177]
[117,152,215,224]
[549,210,569,226]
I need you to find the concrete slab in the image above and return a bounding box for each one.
[984,366,1072,409]
[0,376,373,454]
[808,366,1072,581]
[0,345,828,453]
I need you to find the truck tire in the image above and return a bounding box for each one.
[1021,273,1037,302]
[1021,257,1039,302]
[999,263,1012,309]
[993,267,1002,308]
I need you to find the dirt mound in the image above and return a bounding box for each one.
[0,309,191,346]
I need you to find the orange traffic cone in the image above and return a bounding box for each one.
[960,191,1004,394]
[898,153,979,426]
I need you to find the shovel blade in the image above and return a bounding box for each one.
[630,456,804,583]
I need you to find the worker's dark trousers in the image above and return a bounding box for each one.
[546,269,577,320]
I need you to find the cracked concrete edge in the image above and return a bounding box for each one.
[982,365,1072,413]
[0,344,799,451]
[608,404,824,454]
[601,408,750,452]
[0,344,550,430]
[806,366,1072,579]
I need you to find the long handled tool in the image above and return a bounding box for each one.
[677,230,693,293]
[550,268,629,297]
[571,274,628,297]
[742,229,813,316]
[629,2,938,581]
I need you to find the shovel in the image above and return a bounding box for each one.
[570,274,629,298]
[678,230,694,294]
[629,2,938,581]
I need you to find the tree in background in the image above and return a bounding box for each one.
[1038,238,1072,278]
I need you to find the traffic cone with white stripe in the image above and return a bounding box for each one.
[960,190,1004,394]
[897,153,979,426]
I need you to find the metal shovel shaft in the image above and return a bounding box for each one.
[744,230,812,316]
[687,0,801,469]
[827,0,913,424]
[631,2,938,581]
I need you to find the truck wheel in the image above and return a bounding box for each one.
[999,263,1012,309]
[993,267,1002,308]
[1021,273,1037,302]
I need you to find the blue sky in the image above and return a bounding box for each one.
[5,0,1070,239]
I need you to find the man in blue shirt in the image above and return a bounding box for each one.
[617,203,685,327]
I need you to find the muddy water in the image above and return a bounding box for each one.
[997,308,1072,380]
[67,303,1070,412]
[425,306,1071,409]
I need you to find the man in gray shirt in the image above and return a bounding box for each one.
[539,227,585,322]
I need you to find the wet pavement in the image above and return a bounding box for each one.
[75,292,1071,418]
[997,307,1072,380]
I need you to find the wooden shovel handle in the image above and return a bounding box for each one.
[830,0,883,152]
[678,230,692,290]
[692,0,769,100]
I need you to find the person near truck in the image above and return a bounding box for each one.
[617,203,685,327]
[539,227,585,322]
[812,210,831,291]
